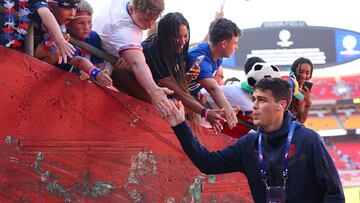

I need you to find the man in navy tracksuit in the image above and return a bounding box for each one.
[166,78,344,203]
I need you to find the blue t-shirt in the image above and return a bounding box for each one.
[83,31,104,65]
[187,42,223,96]
[56,31,104,73]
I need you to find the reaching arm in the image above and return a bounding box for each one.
[166,101,245,174]
[200,78,237,128]
[70,56,112,87]
[121,49,173,117]
[37,7,75,64]
[158,77,224,132]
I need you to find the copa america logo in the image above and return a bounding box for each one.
[277,29,294,48]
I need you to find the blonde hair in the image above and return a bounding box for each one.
[131,0,164,14]
[76,0,93,15]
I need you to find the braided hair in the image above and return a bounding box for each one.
[289,57,313,122]
[152,12,190,94]
[148,13,206,129]
[290,57,313,80]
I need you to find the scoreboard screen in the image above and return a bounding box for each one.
[222,22,360,70]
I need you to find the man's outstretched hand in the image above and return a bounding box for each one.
[151,87,174,118]
[164,100,185,127]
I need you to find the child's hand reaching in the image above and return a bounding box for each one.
[54,34,75,64]
[37,7,75,64]
[96,69,113,87]
[113,58,129,70]
[79,71,90,80]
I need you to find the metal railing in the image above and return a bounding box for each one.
[69,37,117,64]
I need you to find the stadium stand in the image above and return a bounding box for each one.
[341,75,360,99]
[312,77,341,100]
[304,116,339,130]
[339,115,360,129]
[335,143,360,169]
[327,145,347,170]
[310,74,360,100]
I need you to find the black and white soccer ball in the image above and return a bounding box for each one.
[246,63,281,88]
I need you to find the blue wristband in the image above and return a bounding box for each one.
[90,68,101,80]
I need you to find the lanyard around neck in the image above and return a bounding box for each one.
[258,121,297,187]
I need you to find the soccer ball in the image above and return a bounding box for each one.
[246,63,281,88]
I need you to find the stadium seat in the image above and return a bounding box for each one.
[305,116,339,130]
[340,115,360,129]
[340,75,360,99]
[312,77,341,100]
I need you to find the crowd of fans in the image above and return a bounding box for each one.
[0,1,345,202]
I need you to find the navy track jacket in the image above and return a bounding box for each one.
[172,111,344,203]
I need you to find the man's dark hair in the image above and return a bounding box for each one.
[208,18,241,45]
[254,78,292,108]
[244,56,266,74]
[291,57,313,79]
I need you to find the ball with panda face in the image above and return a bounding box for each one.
[246,62,281,88]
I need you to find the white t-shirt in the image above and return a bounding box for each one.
[92,0,143,57]
[200,84,253,112]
